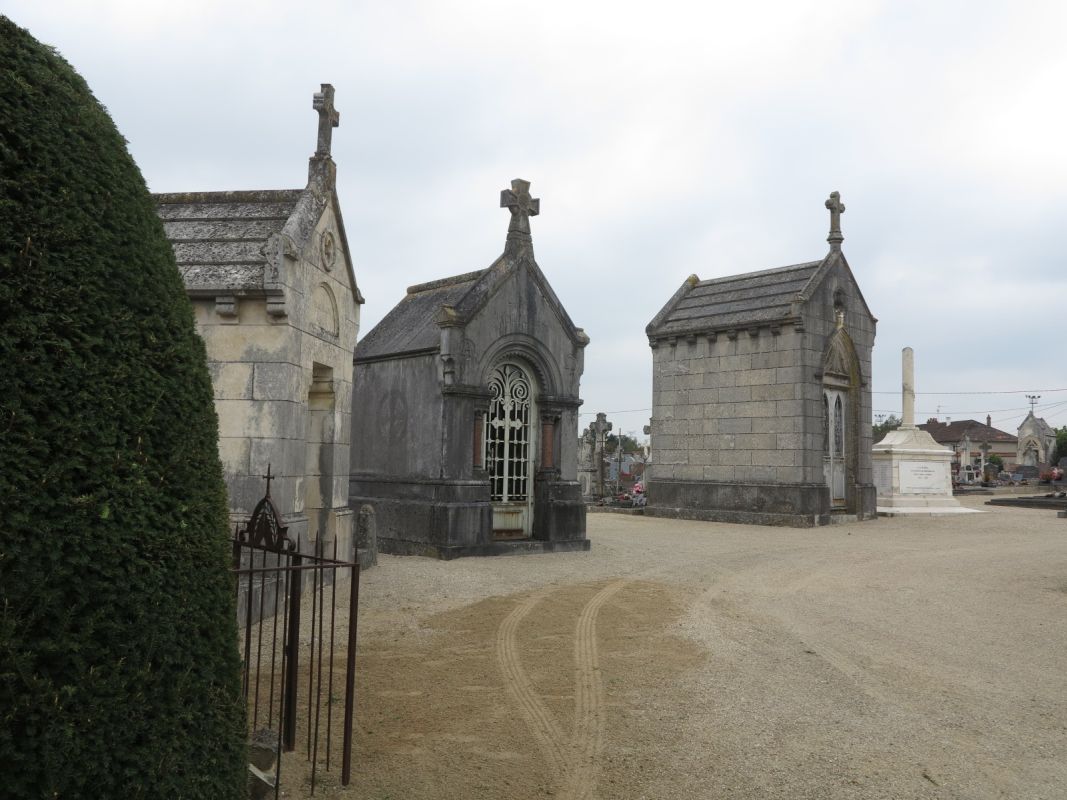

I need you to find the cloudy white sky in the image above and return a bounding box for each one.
[11,1,1067,439]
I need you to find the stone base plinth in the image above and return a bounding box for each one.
[872,427,960,513]
[351,474,588,559]
[646,479,877,527]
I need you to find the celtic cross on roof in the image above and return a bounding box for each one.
[501,178,539,255]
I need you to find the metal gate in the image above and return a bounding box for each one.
[484,363,534,537]
[232,470,360,796]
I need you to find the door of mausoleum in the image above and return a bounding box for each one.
[485,362,535,538]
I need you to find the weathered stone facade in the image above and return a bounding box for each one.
[645,193,877,526]
[1017,411,1056,467]
[350,180,590,558]
[155,85,363,557]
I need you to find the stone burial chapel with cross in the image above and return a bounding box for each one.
[645,191,878,526]
[349,179,591,558]
[154,84,364,560]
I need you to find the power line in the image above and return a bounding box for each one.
[870,390,1067,396]
[579,407,651,416]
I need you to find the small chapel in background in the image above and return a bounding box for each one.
[645,192,877,525]
[349,180,590,558]
[1016,410,1057,468]
[155,85,362,558]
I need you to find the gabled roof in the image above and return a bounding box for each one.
[355,269,487,360]
[1018,411,1055,439]
[155,190,302,294]
[153,84,362,311]
[917,419,1017,445]
[646,249,875,338]
[355,250,587,363]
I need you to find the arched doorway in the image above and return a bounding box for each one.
[485,362,536,539]
[821,315,862,514]
[823,390,848,508]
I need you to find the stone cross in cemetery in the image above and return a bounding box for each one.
[979,441,991,477]
[500,179,540,252]
[825,190,845,251]
[578,426,597,500]
[591,412,613,497]
[313,83,340,157]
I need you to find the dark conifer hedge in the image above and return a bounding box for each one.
[0,18,246,798]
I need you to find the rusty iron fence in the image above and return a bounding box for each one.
[232,470,360,796]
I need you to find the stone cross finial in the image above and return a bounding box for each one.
[825,190,845,250]
[501,179,539,254]
[313,84,339,158]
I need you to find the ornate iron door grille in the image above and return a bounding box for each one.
[485,363,531,503]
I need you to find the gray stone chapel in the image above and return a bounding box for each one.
[350,180,591,558]
[155,85,362,556]
[645,192,877,526]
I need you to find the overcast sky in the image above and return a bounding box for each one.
[10,1,1067,439]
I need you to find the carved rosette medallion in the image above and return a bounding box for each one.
[320,230,336,271]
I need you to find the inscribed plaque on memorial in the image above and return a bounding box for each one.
[900,460,945,493]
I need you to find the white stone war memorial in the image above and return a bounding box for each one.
[155,85,363,557]
[645,193,878,526]
[871,348,968,514]
[349,180,591,558]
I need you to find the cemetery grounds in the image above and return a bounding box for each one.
[281,498,1067,799]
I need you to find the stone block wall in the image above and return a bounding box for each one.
[650,326,808,484]
[191,215,358,557]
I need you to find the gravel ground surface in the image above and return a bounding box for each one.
[288,497,1067,799]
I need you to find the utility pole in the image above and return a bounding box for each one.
[1026,394,1041,414]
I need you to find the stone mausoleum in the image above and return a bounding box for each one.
[645,192,877,526]
[350,180,590,558]
[156,85,362,556]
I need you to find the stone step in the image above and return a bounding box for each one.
[827,513,859,525]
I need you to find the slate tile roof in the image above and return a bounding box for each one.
[647,260,823,336]
[355,269,487,361]
[154,190,303,293]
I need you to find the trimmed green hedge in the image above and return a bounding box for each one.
[0,18,246,798]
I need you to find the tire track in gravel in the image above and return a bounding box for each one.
[495,588,570,779]
[563,579,630,800]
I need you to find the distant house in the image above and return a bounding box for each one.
[917,417,1017,469]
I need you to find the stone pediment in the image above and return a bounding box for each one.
[155,184,361,320]
[356,250,587,363]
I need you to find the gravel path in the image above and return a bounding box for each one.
[302,498,1067,799]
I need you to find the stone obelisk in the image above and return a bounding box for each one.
[871,347,966,513]
[901,346,915,429]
